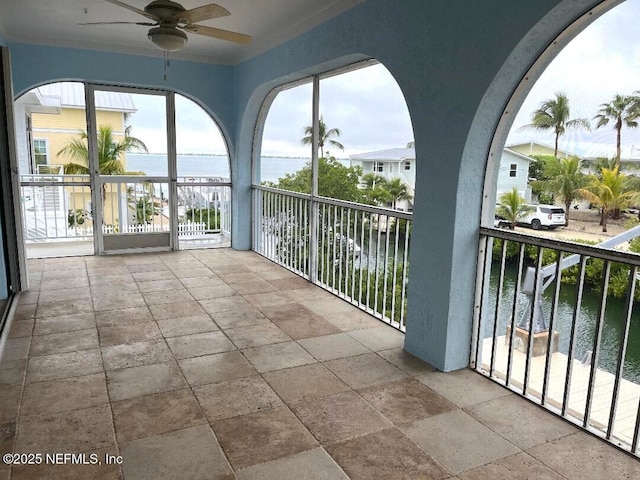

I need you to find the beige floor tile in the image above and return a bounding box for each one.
[276,316,341,340]
[403,409,520,474]
[259,303,322,324]
[358,378,456,427]
[2,338,31,361]
[219,272,262,284]
[179,351,257,386]
[91,283,139,297]
[106,361,187,401]
[101,339,173,371]
[292,391,392,445]
[212,406,318,469]
[149,300,206,320]
[40,276,89,291]
[527,432,640,479]
[209,263,250,275]
[15,404,115,454]
[112,388,206,443]
[327,428,450,480]
[14,304,36,320]
[347,326,405,351]
[324,353,407,389]
[18,291,39,305]
[172,267,218,280]
[0,385,21,424]
[99,322,162,347]
[27,348,103,383]
[38,286,91,304]
[137,279,184,293]
[237,447,348,480]
[166,331,236,359]
[243,341,316,373]
[458,452,565,480]
[21,373,108,416]
[8,319,34,339]
[30,328,99,356]
[263,363,349,404]
[36,299,94,318]
[194,375,283,422]
[465,395,578,450]
[93,292,147,311]
[416,369,511,408]
[94,306,153,327]
[209,305,270,329]
[88,273,135,285]
[301,299,357,316]
[156,314,219,337]
[377,348,437,376]
[225,323,290,349]
[87,265,130,277]
[268,277,314,291]
[121,425,233,480]
[33,312,95,335]
[231,280,278,295]
[199,295,253,314]
[322,310,382,331]
[243,291,291,307]
[130,268,173,281]
[298,333,371,361]
[0,422,16,457]
[0,359,26,386]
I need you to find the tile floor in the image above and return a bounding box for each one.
[1,248,639,479]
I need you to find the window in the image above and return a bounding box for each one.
[509,163,517,177]
[33,139,48,170]
[374,162,384,172]
[404,161,411,171]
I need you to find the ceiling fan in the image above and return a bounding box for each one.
[81,0,251,52]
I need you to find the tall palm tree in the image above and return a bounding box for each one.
[543,157,586,226]
[58,125,148,200]
[594,94,639,163]
[385,178,412,210]
[577,166,633,232]
[361,173,389,206]
[521,92,590,157]
[496,188,531,230]
[301,115,344,158]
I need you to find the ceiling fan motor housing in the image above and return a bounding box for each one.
[145,0,186,20]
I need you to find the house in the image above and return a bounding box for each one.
[0,1,636,472]
[350,147,415,211]
[352,146,533,208]
[507,141,575,159]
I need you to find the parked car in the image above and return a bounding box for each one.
[519,204,565,230]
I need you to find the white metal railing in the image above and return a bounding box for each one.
[473,226,640,457]
[19,174,231,246]
[252,185,411,330]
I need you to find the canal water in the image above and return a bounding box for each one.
[486,263,640,383]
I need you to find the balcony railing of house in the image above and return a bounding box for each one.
[473,226,640,457]
[252,185,411,331]
[19,174,231,243]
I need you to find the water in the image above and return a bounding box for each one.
[486,263,640,383]
[126,154,349,183]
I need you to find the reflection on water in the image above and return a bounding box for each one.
[486,263,640,383]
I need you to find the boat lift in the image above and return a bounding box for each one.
[516,225,640,334]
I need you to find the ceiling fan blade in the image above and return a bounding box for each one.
[80,21,156,26]
[104,0,157,21]
[175,4,230,24]
[183,24,251,44]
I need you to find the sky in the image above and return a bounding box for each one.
[507,0,640,159]
[48,0,640,160]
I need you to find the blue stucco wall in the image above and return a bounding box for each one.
[6,0,609,370]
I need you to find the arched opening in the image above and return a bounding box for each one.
[14,82,231,258]
[252,60,415,330]
[476,0,640,456]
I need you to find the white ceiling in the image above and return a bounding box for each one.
[0,0,363,64]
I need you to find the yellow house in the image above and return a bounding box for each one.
[507,141,576,159]
[15,82,138,230]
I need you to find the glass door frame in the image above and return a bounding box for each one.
[85,84,179,254]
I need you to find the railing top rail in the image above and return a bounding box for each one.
[481,226,640,267]
[253,185,413,219]
[99,176,170,183]
[177,181,232,187]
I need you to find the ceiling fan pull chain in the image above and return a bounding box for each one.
[163,50,169,81]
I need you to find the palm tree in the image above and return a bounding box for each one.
[496,188,531,230]
[361,173,389,206]
[58,125,148,200]
[521,92,590,157]
[543,157,586,226]
[594,94,639,163]
[385,178,412,210]
[577,166,634,232]
[301,115,344,158]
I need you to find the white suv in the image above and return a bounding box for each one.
[520,204,565,230]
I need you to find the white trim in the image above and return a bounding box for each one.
[32,127,126,136]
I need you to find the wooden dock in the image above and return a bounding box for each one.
[480,336,640,447]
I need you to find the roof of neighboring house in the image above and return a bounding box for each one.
[350,147,415,162]
[502,148,534,163]
[34,82,137,112]
[506,141,576,159]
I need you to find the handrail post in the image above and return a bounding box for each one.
[309,75,320,283]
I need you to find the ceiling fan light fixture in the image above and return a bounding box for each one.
[148,26,187,52]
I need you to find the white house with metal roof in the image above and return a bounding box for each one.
[351,146,532,210]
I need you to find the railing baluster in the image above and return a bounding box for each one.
[505,242,525,388]
[490,239,508,377]
[400,217,410,330]
[523,246,544,397]
[542,250,563,406]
